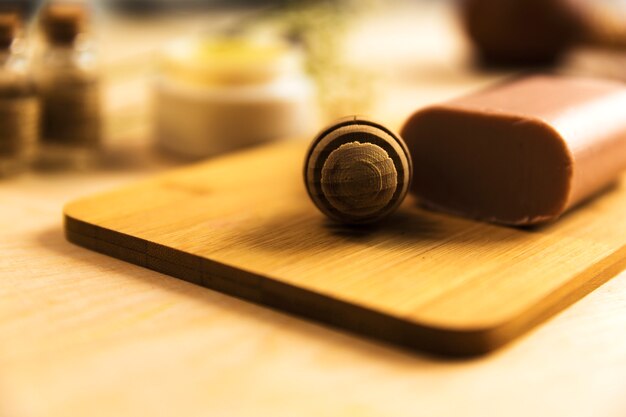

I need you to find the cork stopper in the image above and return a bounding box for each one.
[41,3,87,45]
[0,12,19,49]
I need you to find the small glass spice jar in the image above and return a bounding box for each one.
[35,3,101,169]
[0,11,38,177]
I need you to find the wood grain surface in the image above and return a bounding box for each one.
[4,167,626,417]
[64,140,626,355]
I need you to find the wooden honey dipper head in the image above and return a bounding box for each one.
[304,116,412,224]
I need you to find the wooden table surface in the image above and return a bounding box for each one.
[2,3,626,416]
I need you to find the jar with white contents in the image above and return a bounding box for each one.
[153,36,317,159]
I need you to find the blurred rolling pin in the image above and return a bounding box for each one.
[461,0,626,66]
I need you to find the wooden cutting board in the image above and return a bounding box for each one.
[64,141,626,356]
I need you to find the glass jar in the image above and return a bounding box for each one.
[153,35,317,159]
[35,3,101,170]
[0,12,38,177]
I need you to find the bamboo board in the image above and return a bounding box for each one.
[64,141,626,356]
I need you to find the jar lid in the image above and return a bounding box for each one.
[159,35,304,86]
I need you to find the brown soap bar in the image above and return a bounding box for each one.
[401,75,626,225]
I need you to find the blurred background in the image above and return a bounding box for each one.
[1,0,626,178]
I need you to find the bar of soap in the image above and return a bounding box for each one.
[401,75,626,225]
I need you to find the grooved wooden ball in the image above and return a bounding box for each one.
[304,116,412,224]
